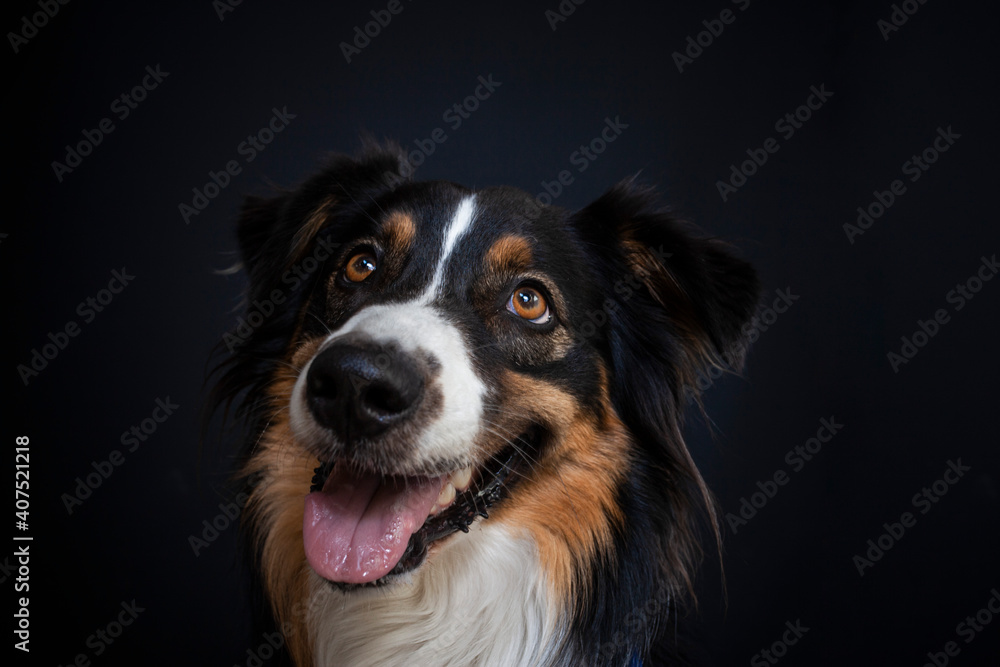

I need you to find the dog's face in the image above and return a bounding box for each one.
[287,183,617,585]
[220,145,759,663]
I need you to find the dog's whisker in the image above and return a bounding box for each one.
[336,181,382,226]
[305,309,334,336]
[366,192,388,216]
[477,419,592,540]
[247,415,275,459]
[477,422,543,472]
[476,429,540,483]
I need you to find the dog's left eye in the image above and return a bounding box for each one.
[344,251,377,282]
[507,286,551,324]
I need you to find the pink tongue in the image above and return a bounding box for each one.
[303,464,445,584]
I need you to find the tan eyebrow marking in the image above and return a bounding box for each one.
[381,210,417,254]
[485,234,533,273]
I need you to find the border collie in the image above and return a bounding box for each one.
[211,142,760,666]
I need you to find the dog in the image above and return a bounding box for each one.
[211,142,760,666]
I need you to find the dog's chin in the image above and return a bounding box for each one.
[302,429,539,591]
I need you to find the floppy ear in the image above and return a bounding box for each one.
[574,181,761,401]
[570,181,760,618]
[235,193,291,290]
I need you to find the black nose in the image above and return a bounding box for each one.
[305,341,424,440]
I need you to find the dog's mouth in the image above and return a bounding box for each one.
[302,429,538,588]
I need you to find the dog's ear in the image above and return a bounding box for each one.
[574,181,761,396]
[572,181,760,609]
[236,193,290,283]
[235,142,410,296]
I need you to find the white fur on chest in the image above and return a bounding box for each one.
[308,523,565,667]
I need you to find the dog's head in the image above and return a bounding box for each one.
[216,143,759,662]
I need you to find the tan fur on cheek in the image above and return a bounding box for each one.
[242,368,319,666]
[290,336,325,368]
[490,369,629,607]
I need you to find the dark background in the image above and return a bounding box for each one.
[6,0,999,665]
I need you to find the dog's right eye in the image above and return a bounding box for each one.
[507,286,551,324]
[344,251,377,282]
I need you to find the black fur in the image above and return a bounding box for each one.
[569,185,760,664]
[208,143,759,666]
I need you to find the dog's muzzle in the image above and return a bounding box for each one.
[306,339,425,442]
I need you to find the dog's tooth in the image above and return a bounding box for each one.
[450,466,473,492]
[437,483,456,508]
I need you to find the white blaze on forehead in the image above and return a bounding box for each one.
[420,195,477,303]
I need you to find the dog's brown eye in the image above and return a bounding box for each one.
[344,252,377,282]
[507,286,550,324]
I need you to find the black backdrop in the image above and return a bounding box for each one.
[6,1,999,665]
